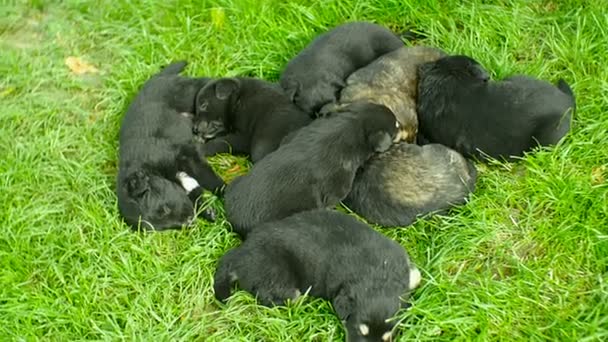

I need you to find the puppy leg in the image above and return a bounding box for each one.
[214,248,245,302]
[173,171,218,222]
[318,168,356,208]
[214,248,300,306]
[202,134,250,157]
[250,140,279,163]
[177,147,225,195]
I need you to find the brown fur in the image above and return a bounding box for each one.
[321,46,447,143]
[344,143,477,227]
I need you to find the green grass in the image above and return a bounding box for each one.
[1,0,607,340]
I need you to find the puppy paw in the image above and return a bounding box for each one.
[200,206,217,222]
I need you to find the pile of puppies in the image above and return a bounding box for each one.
[116,21,575,341]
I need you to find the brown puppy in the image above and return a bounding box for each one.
[321,46,447,143]
[344,143,477,227]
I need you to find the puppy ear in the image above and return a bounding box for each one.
[214,78,240,100]
[368,131,393,153]
[284,79,301,102]
[126,170,150,198]
[332,286,355,321]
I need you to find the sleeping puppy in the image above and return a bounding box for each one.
[193,77,312,162]
[416,55,576,161]
[279,21,405,116]
[344,143,477,227]
[214,209,422,342]
[224,102,400,237]
[117,61,225,231]
[320,46,447,143]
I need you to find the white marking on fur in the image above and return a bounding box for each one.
[409,267,422,290]
[359,324,369,336]
[228,271,238,282]
[395,121,400,128]
[176,172,200,193]
[293,289,301,299]
[382,331,392,341]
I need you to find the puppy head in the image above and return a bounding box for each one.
[284,76,344,114]
[343,102,399,153]
[421,55,490,83]
[119,169,195,230]
[334,288,402,342]
[193,78,240,140]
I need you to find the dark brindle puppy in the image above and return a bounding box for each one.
[344,143,477,227]
[214,209,422,342]
[117,61,225,230]
[321,46,447,143]
[416,55,576,161]
[193,77,312,163]
[279,21,405,116]
[224,102,400,237]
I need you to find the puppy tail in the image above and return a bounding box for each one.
[556,79,576,112]
[556,79,573,97]
[158,61,188,75]
[213,249,242,302]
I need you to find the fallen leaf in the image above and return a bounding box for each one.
[0,87,16,98]
[65,56,99,75]
[210,7,226,30]
[591,166,606,185]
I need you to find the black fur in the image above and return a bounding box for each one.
[224,102,400,237]
[117,61,225,231]
[193,77,312,162]
[416,55,576,161]
[344,143,477,227]
[214,209,421,342]
[279,21,405,115]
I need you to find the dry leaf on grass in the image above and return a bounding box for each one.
[65,56,99,75]
[210,7,226,30]
[591,165,606,185]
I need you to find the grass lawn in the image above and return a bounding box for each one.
[1,0,607,340]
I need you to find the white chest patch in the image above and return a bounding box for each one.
[382,331,393,341]
[176,172,200,193]
[409,267,422,290]
[359,324,369,336]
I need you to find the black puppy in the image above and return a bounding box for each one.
[416,55,576,161]
[224,102,400,237]
[279,21,405,115]
[193,77,312,162]
[344,143,477,227]
[214,209,422,342]
[117,61,225,230]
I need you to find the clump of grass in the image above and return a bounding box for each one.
[1,0,606,340]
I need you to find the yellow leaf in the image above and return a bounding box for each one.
[0,87,16,98]
[65,56,99,75]
[591,166,606,185]
[227,164,241,174]
[210,7,225,30]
